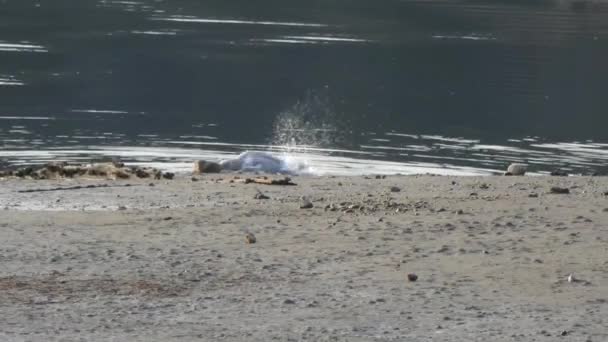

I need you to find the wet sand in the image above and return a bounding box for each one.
[0,175,607,341]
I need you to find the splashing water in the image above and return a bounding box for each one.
[267,90,352,173]
[271,90,349,153]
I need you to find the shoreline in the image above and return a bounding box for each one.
[1,175,607,341]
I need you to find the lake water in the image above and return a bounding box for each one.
[1,0,608,175]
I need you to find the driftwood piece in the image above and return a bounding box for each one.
[17,183,137,193]
[243,177,296,186]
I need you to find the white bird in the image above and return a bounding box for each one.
[567,273,576,283]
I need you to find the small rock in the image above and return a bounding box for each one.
[114,170,130,179]
[191,177,198,182]
[283,299,296,305]
[162,172,175,180]
[390,186,401,193]
[456,209,464,215]
[193,160,222,174]
[550,187,570,194]
[407,273,418,282]
[560,330,569,336]
[254,191,269,200]
[505,163,527,176]
[529,193,539,198]
[300,199,313,209]
[49,255,61,263]
[163,216,172,221]
[550,170,569,176]
[148,183,155,187]
[134,169,150,178]
[245,232,256,244]
[117,206,127,210]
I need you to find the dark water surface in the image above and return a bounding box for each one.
[1,0,608,174]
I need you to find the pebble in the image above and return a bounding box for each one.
[254,192,269,200]
[505,163,527,176]
[300,199,313,209]
[283,299,296,305]
[49,255,61,263]
[390,186,401,193]
[245,232,257,244]
[529,193,539,198]
[407,273,418,282]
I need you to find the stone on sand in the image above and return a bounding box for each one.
[300,198,313,209]
[506,163,527,176]
[245,232,257,244]
[193,160,222,174]
[550,186,570,194]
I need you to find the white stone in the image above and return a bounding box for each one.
[507,163,527,176]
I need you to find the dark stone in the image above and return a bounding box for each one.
[135,169,150,178]
[162,172,174,180]
[193,160,222,174]
[15,167,34,178]
[550,170,569,176]
[407,273,418,282]
[550,187,570,194]
[254,192,269,200]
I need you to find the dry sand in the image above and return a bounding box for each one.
[0,174,607,341]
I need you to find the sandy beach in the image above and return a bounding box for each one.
[0,174,607,341]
